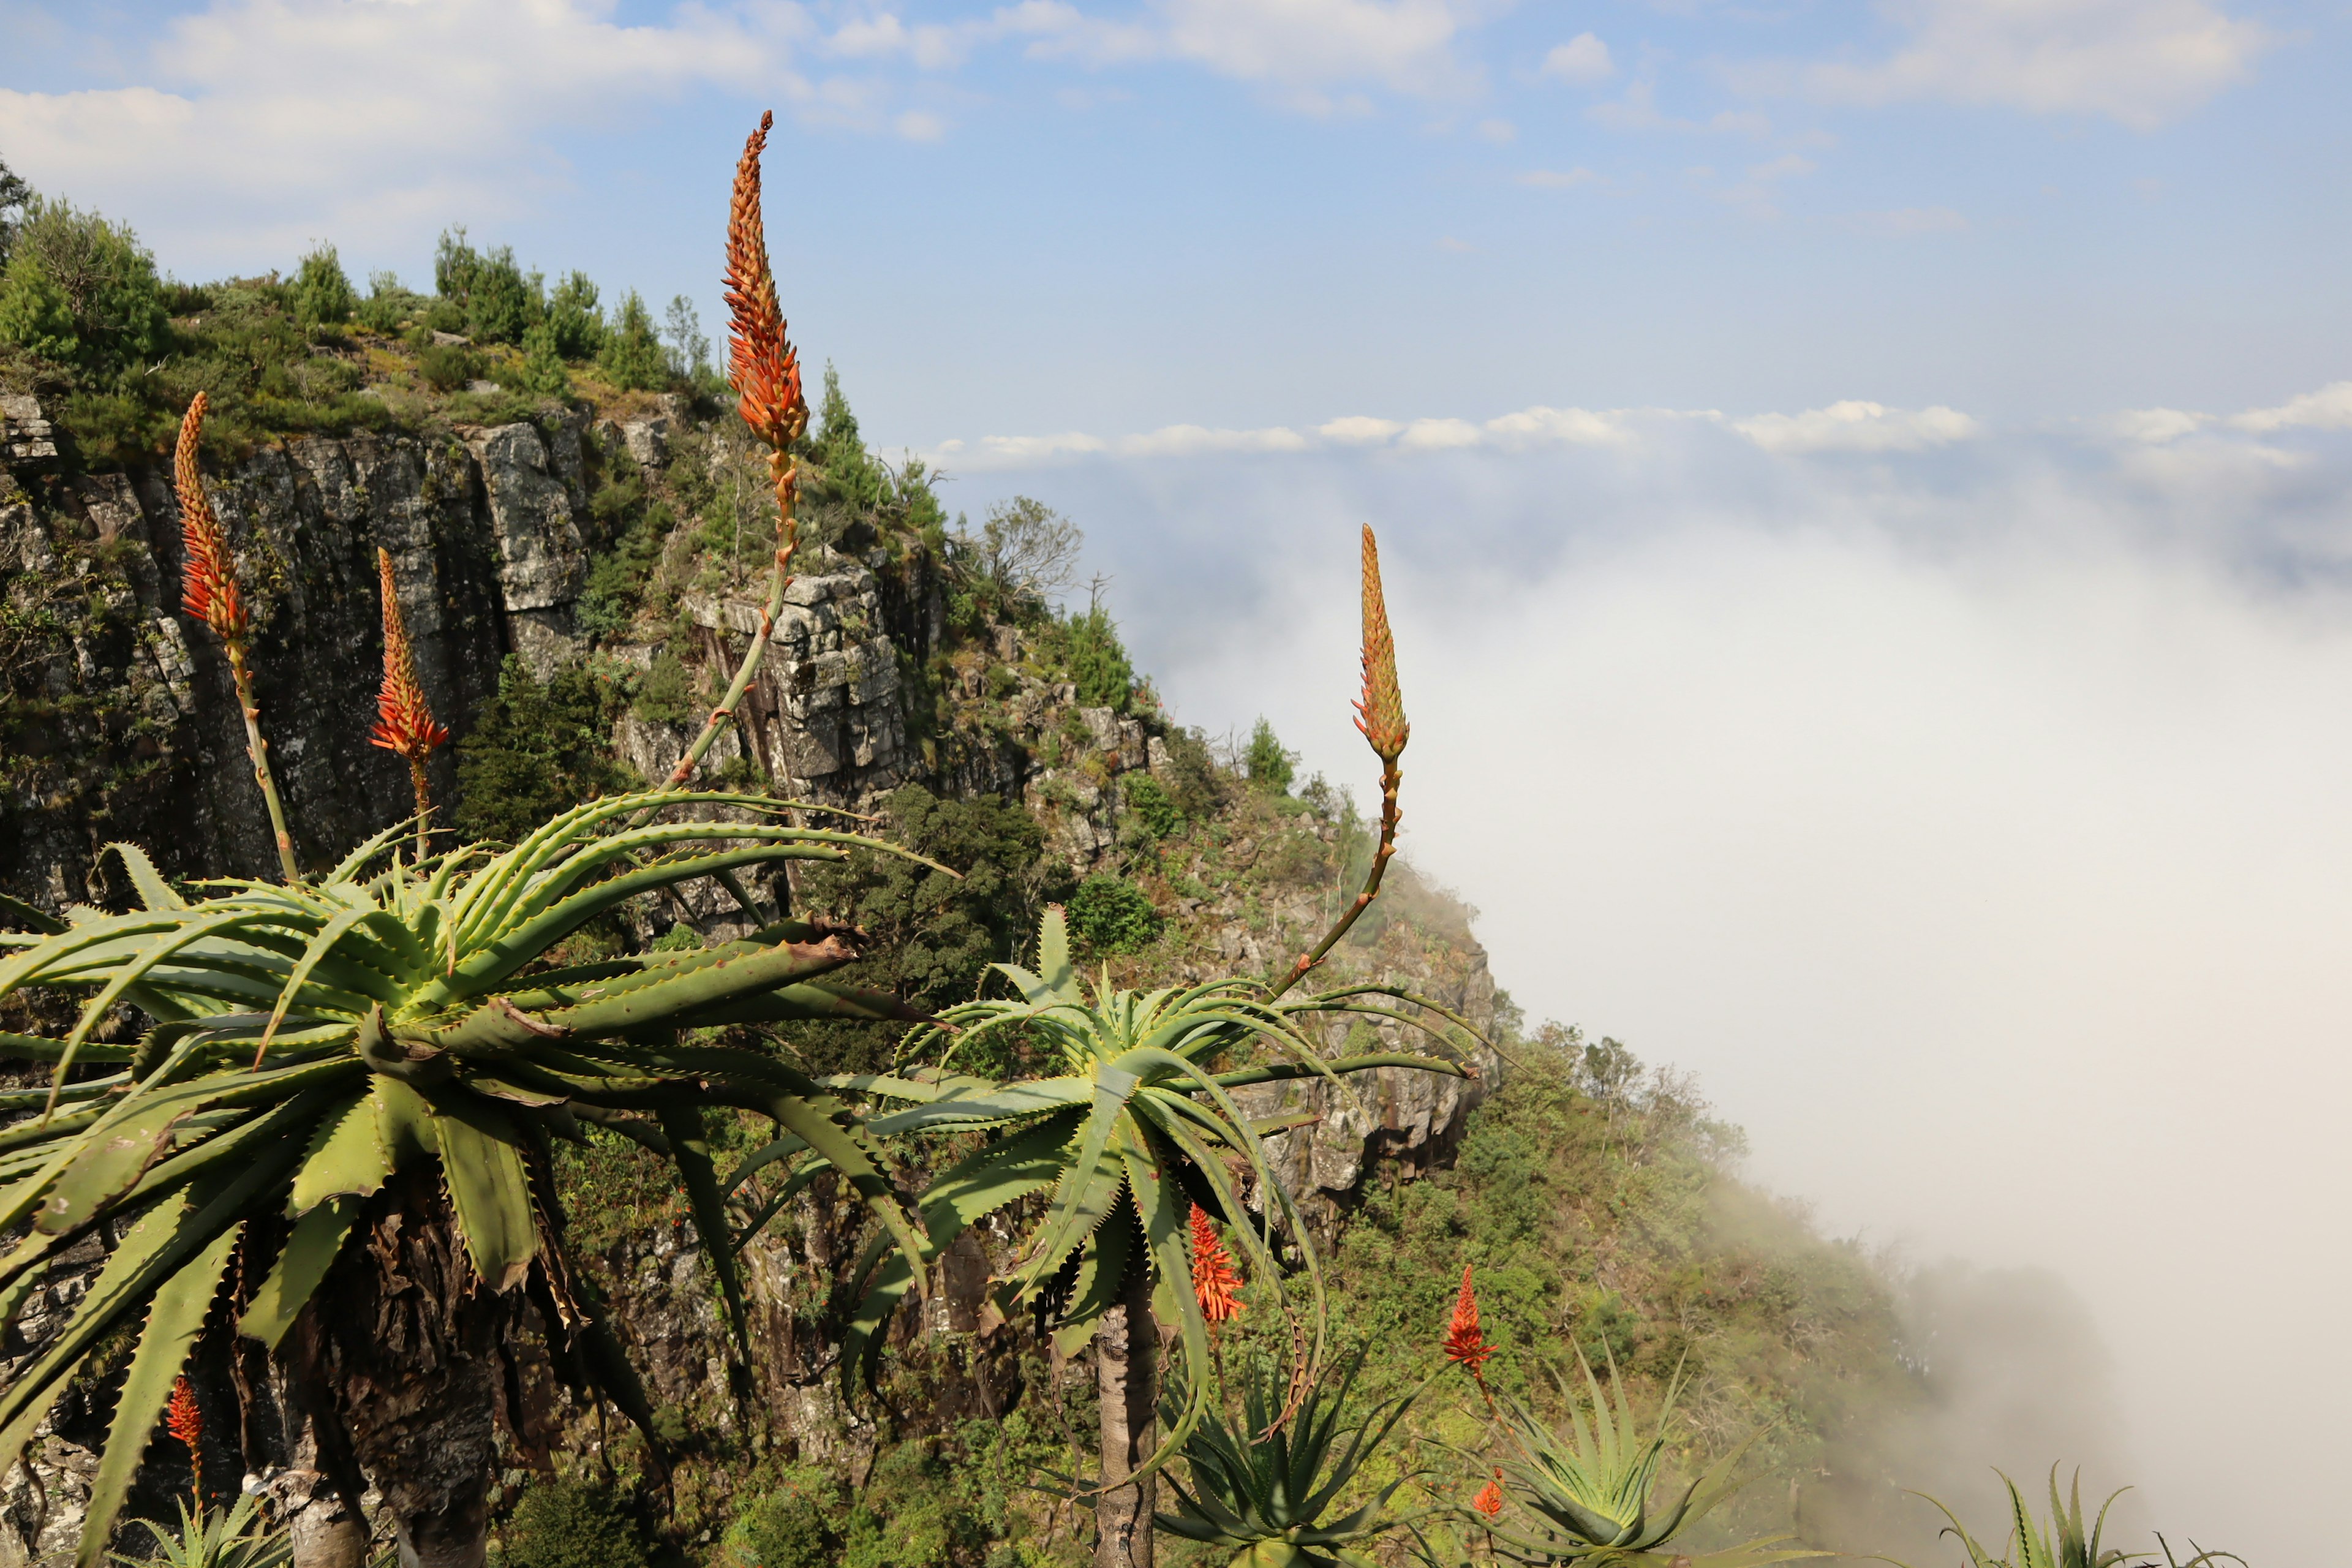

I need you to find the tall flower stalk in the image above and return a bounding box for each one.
[369,546,450,855]
[175,392,298,882]
[1273,524,1409,998]
[665,109,810,791]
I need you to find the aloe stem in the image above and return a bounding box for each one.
[226,641,299,883]
[665,453,798,794]
[1268,751,1400,1000]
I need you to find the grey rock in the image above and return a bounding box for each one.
[0,394,58,467]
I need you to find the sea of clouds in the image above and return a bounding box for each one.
[928,387,2352,1564]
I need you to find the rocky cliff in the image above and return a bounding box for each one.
[0,390,1507,1563]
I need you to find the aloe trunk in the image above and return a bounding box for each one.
[271,1315,372,1568]
[1095,1262,1158,1568]
[314,1170,514,1568]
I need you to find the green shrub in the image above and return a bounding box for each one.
[513,319,570,398]
[502,1478,650,1568]
[722,1469,840,1568]
[355,270,422,333]
[435,225,541,344]
[1061,606,1136,710]
[1120,772,1180,839]
[630,651,693,725]
[0,196,168,382]
[1066,873,1158,955]
[599,290,666,391]
[546,270,604,360]
[291,243,355,328]
[841,1444,989,1568]
[454,656,641,843]
[417,339,477,391]
[1245,717,1295,794]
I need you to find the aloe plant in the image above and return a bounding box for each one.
[1470,1346,1821,1568]
[1154,1353,1425,1568]
[1911,1469,2243,1568]
[111,1493,299,1568]
[0,793,938,1567]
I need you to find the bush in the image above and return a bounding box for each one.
[0,196,169,382]
[1121,772,1180,839]
[1245,717,1295,794]
[417,339,477,392]
[355,270,423,333]
[513,319,570,398]
[454,656,641,843]
[435,225,541,344]
[630,652,693,725]
[723,1470,839,1568]
[291,243,355,328]
[599,290,666,391]
[1060,606,1136,711]
[546,270,603,360]
[1066,873,1159,956]
[502,1477,650,1568]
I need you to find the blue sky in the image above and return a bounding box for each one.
[9,1,2352,1559]
[3,0,2345,439]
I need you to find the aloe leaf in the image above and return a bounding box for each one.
[1011,1112,1129,1298]
[289,1090,389,1213]
[671,981,933,1028]
[75,1219,243,1568]
[0,892,66,935]
[1117,1123,1213,1493]
[322,818,421,886]
[1210,1052,1470,1090]
[867,1079,1090,1136]
[105,842,184,912]
[534,934,859,1037]
[723,1134,808,1197]
[238,1196,359,1350]
[727,1158,830,1254]
[1050,1207,1135,1357]
[431,1095,537,1292]
[374,1077,439,1166]
[656,1105,750,1357]
[761,1092,930,1300]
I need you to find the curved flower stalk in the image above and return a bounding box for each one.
[1911,1469,2244,1568]
[175,393,298,883]
[1154,1353,1426,1568]
[665,109,812,791]
[832,903,1476,1491]
[0,791,944,1566]
[1273,526,1408,1000]
[1467,1345,1821,1568]
[369,546,450,853]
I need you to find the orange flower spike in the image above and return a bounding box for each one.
[1443,1261,1494,1377]
[1351,524,1408,762]
[174,393,246,646]
[166,1375,204,1499]
[369,548,450,764]
[723,110,807,467]
[1188,1202,1244,1325]
[1472,1477,1506,1519]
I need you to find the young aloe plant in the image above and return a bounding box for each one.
[0,792,940,1566]
[1154,1353,1425,1568]
[110,1491,298,1568]
[1453,1311,1820,1567]
[1910,1469,2243,1568]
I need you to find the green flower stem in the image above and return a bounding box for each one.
[225,641,300,883]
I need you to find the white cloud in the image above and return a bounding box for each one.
[1398,417,1485,449]
[1115,424,1310,456]
[1319,415,1404,443]
[1589,78,1773,136]
[1476,117,1517,143]
[1483,405,1637,447]
[1518,167,1601,189]
[1153,0,1480,102]
[2229,381,2352,433]
[1782,0,2272,130]
[0,0,823,262]
[2111,407,2209,443]
[1540,32,1614,85]
[1735,399,1980,453]
[894,108,949,140]
[931,431,1110,468]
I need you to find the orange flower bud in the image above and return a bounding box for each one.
[174,393,247,647]
[369,548,450,764]
[1189,1202,1243,1325]
[725,111,807,469]
[1352,526,1408,762]
[1444,1261,1494,1375]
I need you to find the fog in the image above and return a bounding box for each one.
[942,407,2352,1563]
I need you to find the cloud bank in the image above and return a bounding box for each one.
[937,380,2352,1566]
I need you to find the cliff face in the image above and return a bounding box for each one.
[0,396,1509,1562]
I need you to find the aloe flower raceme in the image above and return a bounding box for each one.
[666,109,814,793]
[1471,1349,1822,1568]
[832,905,1478,1490]
[371,547,450,848]
[0,791,944,1566]
[1273,526,1408,998]
[1154,1353,1427,1568]
[1912,1469,2243,1568]
[1443,1263,1496,1387]
[166,1375,205,1500]
[175,393,298,883]
[1191,1201,1245,1326]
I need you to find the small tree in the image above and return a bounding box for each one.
[598,289,666,390]
[0,195,169,382]
[1245,718,1295,794]
[291,243,356,328]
